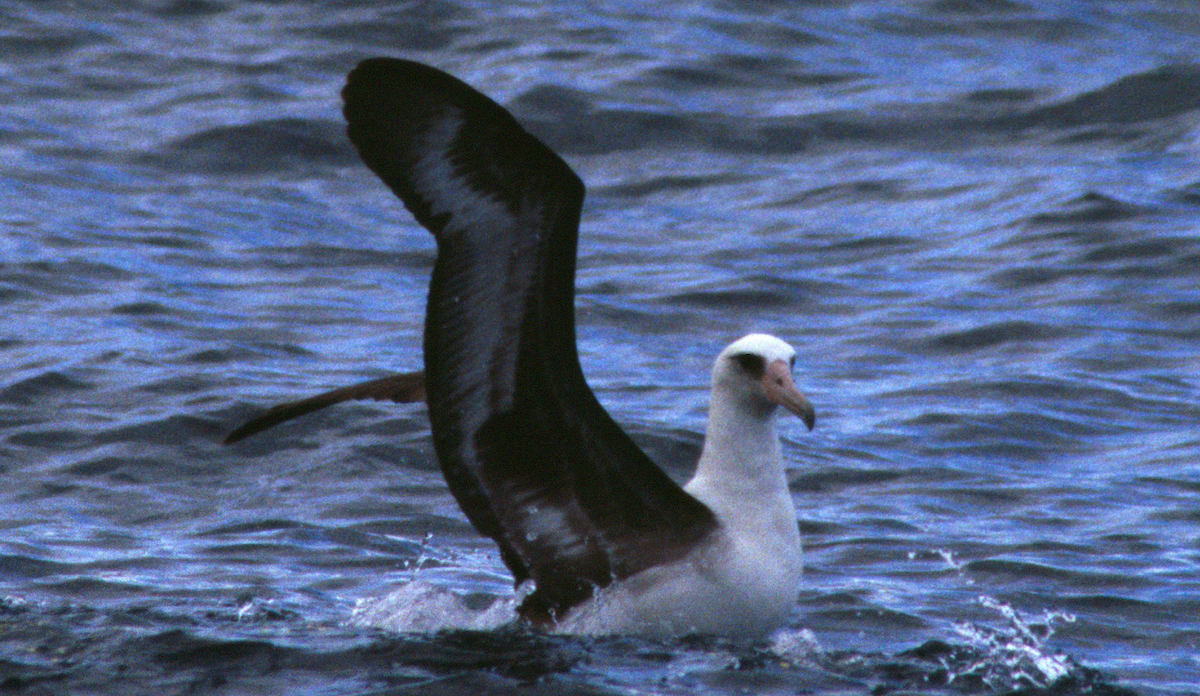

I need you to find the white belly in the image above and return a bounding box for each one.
[555,524,803,637]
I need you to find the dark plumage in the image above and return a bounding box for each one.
[227,60,814,634]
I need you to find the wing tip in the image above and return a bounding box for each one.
[222,408,290,445]
[223,371,426,446]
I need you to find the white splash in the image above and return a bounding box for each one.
[935,548,973,584]
[768,627,825,663]
[348,532,520,633]
[349,579,520,633]
[949,595,1077,689]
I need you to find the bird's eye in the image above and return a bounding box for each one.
[732,353,765,377]
[789,355,796,369]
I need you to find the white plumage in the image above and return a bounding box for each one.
[557,334,811,637]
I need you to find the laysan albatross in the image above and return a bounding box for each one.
[225,58,816,637]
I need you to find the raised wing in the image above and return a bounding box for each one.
[224,371,425,444]
[343,58,717,622]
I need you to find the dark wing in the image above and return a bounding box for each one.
[224,371,426,444]
[343,58,718,622]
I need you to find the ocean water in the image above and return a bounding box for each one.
[3,1,1199,694]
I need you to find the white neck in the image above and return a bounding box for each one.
[684,380,804,609]
[686,388,790,508]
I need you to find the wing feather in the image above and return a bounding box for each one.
[342,58,717,621]
[224,371,425,444]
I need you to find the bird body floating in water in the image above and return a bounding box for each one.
[227,58,816,637]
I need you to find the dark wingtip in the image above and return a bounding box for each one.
[223,410,290,445]
[222,371,426,446]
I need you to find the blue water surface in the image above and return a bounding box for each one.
[2,1,1199,694]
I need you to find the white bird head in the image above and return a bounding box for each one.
[712,334,815,430]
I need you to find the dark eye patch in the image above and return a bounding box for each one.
[732,353,765,377]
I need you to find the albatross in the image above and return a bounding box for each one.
[225,58,816,637]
